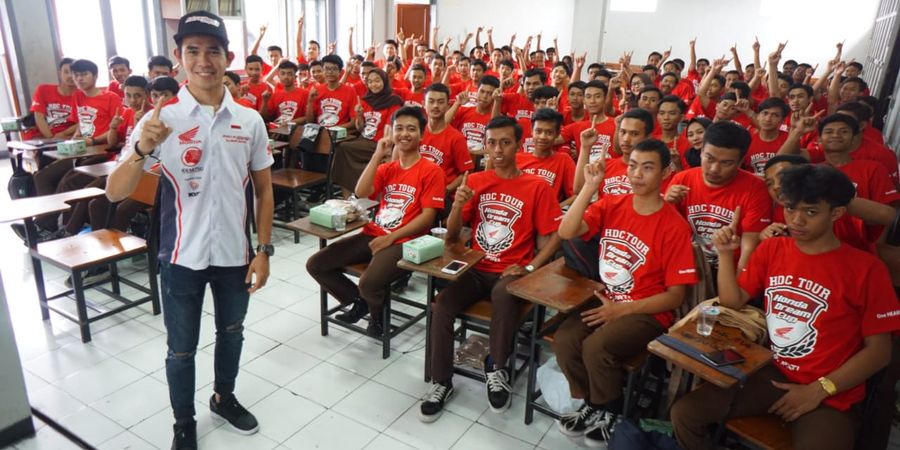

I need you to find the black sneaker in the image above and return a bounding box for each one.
[10,223,26,242]
[484,358,512,413]
[367,311,384,338]
[391,272,413,293]
[557,403,604,437]
[171,418,197,450]
[419,381,454,423]
[64,266,110,289]
[583,412,618,447]
[335,298,369,324]
[209,393,259,435]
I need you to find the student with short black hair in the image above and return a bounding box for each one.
[578,108,658,196]
[306,54,357,128]
[23,58,78,140]
[106,75,151,149]
[260,60,309,126]
[564,80,588,125]
[419,83,473,193]
[420,116,563,422]
[555,137,696,445]
[743,97,790,175]
[672,163,900,450]
[559,80,616,165]
[148,76,180,105]
[654,95,690,170]
[516,108,576,205]
[307,106,445,337]
[241,55,271,111]
[106,56,131,98]
[447,75,499,153]
[223,71,256,109]
[665,121,772,272]
[147,55,175,79]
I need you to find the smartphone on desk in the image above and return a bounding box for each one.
[441,260,468,275]
[701,349,746,367]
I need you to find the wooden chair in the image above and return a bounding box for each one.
[272,127,336,243]
[30,172,161,342]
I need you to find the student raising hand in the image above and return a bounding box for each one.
[452,171,473,210]
[711,206,742,253]
[580,116,600,149]
[138,95,172,152]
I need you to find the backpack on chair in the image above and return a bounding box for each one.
[7,152,36,199]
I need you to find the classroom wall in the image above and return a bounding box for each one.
[433,0,576,57]
[600,0,880,77]
[2,0,61,112]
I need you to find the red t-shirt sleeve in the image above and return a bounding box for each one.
[580,198,606,240]
[869,164,900,204]
[451,133,475,174]
[859,260,900,337]
[664,221,699,286]
[561,156,576,198]
[742,180,774,233]
[533,182,563,235]
[419,163,447,210]
[737,238,772,297]
[369,164,387,201]
[30,85,48,114]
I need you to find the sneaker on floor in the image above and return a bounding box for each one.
[391,272,413,293]
[367,315,384,338]
[484,358,512,413]
[335,298,369,324]
[10,223,26,242]
[64,266,110,289]
[419,381,454,423]
[583,412,618,447]
[557,403,604,437]
[171,418,197,450]
[209,393,259,435]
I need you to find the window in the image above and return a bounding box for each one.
[54,0,110,85]
[110,0,151,73]
[609,0,657,13]
[336,0,373,57]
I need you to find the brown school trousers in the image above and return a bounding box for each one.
[671,364,858,450]
[429,269,524,383]
[305,232,407,311]
[552,310,664,406]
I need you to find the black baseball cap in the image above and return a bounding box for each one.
[173,11,229,47]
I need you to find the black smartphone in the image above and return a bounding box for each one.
[701,349,746,367]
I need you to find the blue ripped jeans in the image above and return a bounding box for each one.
[159,262,250,420]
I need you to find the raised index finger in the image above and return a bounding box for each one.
[460,171,468,188]
[151,96,168,120]
[731,206,742,229]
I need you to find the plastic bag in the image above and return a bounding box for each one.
[536,356,583,414]
[454,335,489,369]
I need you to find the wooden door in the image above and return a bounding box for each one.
[396,4,430,43]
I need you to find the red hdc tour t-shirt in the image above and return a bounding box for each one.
[500,93,535,122]
[419,125,474,183]
[70,90,122,138]
[266,88,310,124]
[311,83,358,127]
[359,102,400,142]
[561,117,617,163]
[242,81,272,111]
[744,129,790,176]
[515,151,576,201]
[581,194,698,327]
[738,238,900,411]
[668,167,772,268]
[25,84,77,139]
[462,170,563,273]
[451,106,492,151]
[363,158,445,242]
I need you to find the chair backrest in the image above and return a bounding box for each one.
[129,171,160,206]
[678,243,715,319]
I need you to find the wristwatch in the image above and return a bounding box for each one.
[256,243,275,257]
[817,376,837,396]
[524,264,535,273]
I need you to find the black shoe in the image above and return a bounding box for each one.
[484,357,512,413]
[64,266,110,289]
[209,393,259,435]
[10,223,26,242]
[583,412,618,447]
[419,381,454,423]
[335,298,369,324]
[557,403,604,437]
[171,418,197,450]
[367,310,385,338]
[391,272,413,293]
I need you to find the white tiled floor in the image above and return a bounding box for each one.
[0,182,589,449]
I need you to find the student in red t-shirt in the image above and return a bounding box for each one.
[665,121,772,272]
[106,76,152,149]
[637,86,662,118]
[834,103,899,186]
[331,69,404,195]
[68,59,121,146]
[654,95,690,171]
[24,58,78,140]
[105,56,131,99]
[306,107,445,337]
[563,81,588,126]
[494,68,545,121]
[744,97,790,175]
[514,86,560,154]
[418,83,473,195]
[559,80,617,164]
[260,60,309,127]
[550,62,571,110]
[672,164,900,450]
[687,57,726,120]
[497,60,519,94]
[447,75,498,157]
[420,116,563,422]
[555,138,697,445]
[516,108,576,205]
[240,55,271,111]
[224,72,257,110]
[395,64,428,108]
[308,60,326,85]
[305,55,357,128]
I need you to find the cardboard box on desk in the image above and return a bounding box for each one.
[327,126,347,140]
[402,235,444,264]
[56,139,87,156]
[309,204,345,229]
